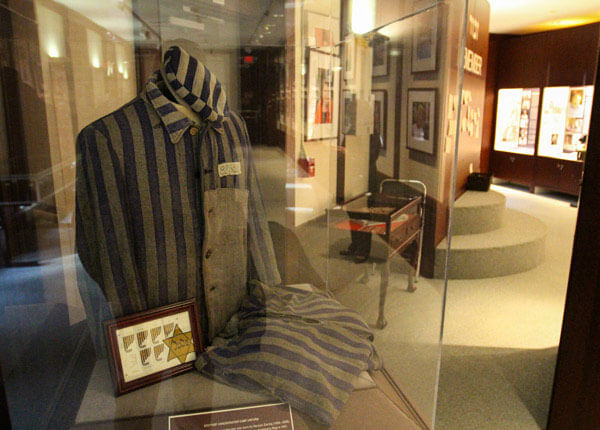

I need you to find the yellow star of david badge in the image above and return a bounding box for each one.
[163,324,194,364]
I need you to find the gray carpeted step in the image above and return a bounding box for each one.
[434,209,546,279]
[452,190,506,235]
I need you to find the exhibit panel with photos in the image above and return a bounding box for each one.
[538,85,594,161]
[0,0,475,429]
[493,88,540,155]
[493,85,594,161]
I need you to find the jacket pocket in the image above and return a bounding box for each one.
[202,188,249,340]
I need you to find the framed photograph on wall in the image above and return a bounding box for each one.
[103,299,203,396]
[306,49,340,141]
[411,1,438,73]
[407,89,436,154]
[305,12,340,53]
[371,34,390,78]
[343,90,357,135]
[372,89,388,150]
[343,34,356,82]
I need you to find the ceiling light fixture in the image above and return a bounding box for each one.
[351,0,375,34]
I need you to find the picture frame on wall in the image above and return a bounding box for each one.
[343,90,357,135]
[407,89,436,154]
[372,89,387,150]
[371,34,390,78]
[411,1,438,73]
[306,49,340,141]
[305,12,340,53]
[343,34,356,83]
[103,299,203,396]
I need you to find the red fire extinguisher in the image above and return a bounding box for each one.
[297,141,315,178]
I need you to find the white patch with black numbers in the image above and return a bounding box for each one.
[218,162,242,177]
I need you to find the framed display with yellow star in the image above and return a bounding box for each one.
[103,299,203,396]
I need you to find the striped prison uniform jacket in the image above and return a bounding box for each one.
[75,48,281,348]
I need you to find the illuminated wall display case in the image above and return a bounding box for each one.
[493,88,540,156]
[489,24,600,196]
[538,85,594,161]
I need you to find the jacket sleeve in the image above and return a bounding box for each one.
[240,122,282,286]
[75,126,147,320]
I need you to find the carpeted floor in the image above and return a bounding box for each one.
[436,345,557,429]
[435,184,577,429]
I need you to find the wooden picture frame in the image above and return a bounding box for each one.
[372,89,388,150]
[407,89,436,154]
[411,1,438,73]
[305,11,340,54]
[372,34,390,78]
[103,299,203,396]
[305,49,340,141]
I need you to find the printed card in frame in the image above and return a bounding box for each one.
[407,89,436,154]
[306,49,340,141]
[169,403,293,430]
[103,299,203,396]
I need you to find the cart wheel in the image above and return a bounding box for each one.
[376,316,388,329]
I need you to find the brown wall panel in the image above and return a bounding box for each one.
[495,33,549,89]
[546,24,600,86]
[495,23,600,90]
[534,156,564,189]
[454,0,490,194]
[480,34,505,172]
[491,151,535,185]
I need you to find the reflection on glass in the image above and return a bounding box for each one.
[0,0,468,428]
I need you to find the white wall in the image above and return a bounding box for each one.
[292,0,341,226]
[343,36,373,200]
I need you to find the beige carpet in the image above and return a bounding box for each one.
[436,184,577,429]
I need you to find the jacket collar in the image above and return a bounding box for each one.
[143,70,224,144]
[163,46,229,124]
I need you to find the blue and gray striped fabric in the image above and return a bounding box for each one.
[196,283,380,425]
[163,45,229,124]
[75,47,280,349]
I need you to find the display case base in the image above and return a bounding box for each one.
[74,360,420,429]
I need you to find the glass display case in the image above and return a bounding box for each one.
[0,0,472,428]
[538,85,594,161]
[493,88,540,156]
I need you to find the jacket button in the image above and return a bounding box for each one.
[209,285,216,292]
[207,207,214,215]
[205,249,212,259]
[190,127,198,136]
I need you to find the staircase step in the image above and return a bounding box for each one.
[453,190,506,235]
[434,209,546,279]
